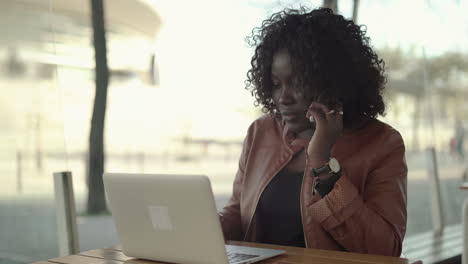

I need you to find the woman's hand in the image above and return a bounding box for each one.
[306,102,343,169]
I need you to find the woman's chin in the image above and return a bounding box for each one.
[286,121,315,135]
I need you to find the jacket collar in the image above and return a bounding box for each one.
[280,117,312,153]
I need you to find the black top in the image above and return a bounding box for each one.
[256,168,340,248]
[256,168,306,247]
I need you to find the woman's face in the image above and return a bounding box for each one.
[271,49,314,135]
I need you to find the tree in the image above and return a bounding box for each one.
[87,0,109,214]
[322,0,360,22]
[352,0,360,22]
[379,46,468,151]
[322,0,338,13]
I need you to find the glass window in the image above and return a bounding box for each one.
[358,0,468,234]
[0,1,68,262]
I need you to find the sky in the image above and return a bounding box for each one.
[355,0,468,56]
[137,0,468,142]
[147,0,468,56]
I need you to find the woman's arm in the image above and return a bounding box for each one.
[219,167,245,241]
[305,103,407,256]
[219,124,254,241]
[307,134,407,256]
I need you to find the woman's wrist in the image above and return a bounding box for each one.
[307,151,330,170]
[315,173,341,197]
[307,141,334,167]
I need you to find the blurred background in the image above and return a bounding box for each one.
[0,0,467,263]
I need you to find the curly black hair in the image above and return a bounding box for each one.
[245,8,386,128]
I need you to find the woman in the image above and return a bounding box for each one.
[219,8,407,257]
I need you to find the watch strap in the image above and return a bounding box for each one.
[312,163,331,177]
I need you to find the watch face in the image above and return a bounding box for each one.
[329,158,340,173]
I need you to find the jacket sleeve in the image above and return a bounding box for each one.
[218,125,253,241]
[307,132,407,256]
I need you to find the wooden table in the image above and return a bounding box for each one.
[33,241,410,264]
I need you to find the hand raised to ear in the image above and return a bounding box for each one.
[305,102,343,168]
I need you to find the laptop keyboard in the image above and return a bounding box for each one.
[227,252,259,263]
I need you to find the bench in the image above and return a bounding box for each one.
[403,224,462,264]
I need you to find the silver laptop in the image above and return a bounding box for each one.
[103,173,285,264]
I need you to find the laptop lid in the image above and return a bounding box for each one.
[103,173,229,264]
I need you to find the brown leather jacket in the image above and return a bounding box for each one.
[219,114,407,256]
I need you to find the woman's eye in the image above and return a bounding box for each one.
[272,81,280,89]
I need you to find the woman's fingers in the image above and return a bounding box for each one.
[307,102,334,123]
[307,106,323,124]
[306,102,344,133]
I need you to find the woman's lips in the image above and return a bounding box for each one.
[281,111,302,120]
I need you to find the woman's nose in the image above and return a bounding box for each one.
[278,86,295,104]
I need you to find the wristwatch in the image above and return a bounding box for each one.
[312,157,341,177]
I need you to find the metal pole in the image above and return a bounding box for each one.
[462,197,468,264]
[427,147,444,235]
[16,151,22,193]
[54,171,80,256]
[139,152,144,172]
